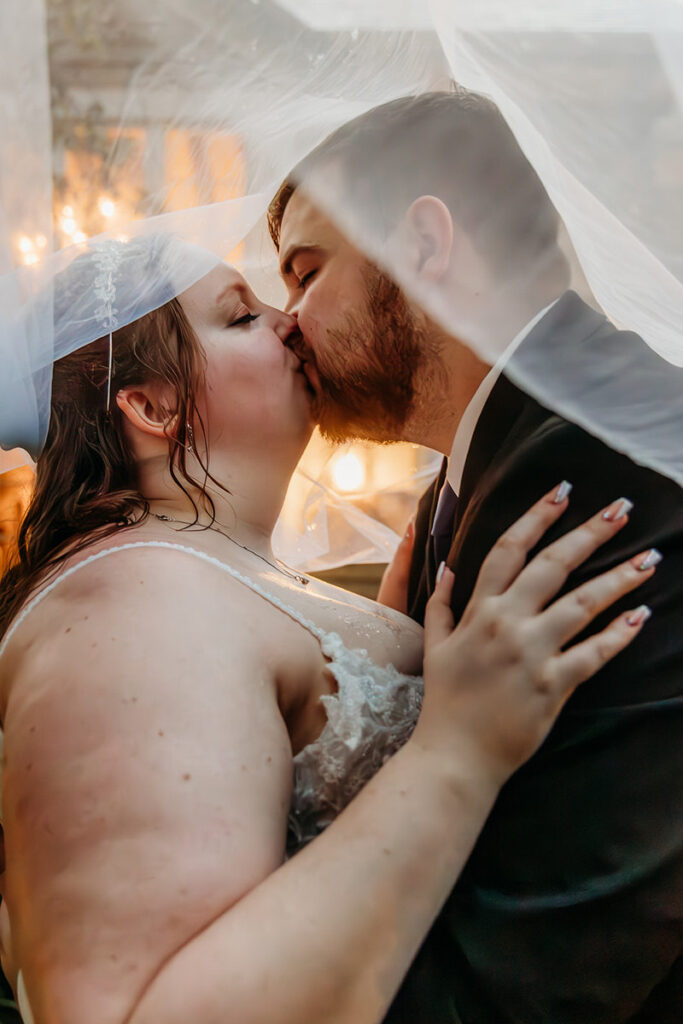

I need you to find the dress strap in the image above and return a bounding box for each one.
[0,541,329,662]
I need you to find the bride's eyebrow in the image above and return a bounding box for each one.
[214,281,249,310]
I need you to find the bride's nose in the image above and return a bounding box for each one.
[263,306,298,343]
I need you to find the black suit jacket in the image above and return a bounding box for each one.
[386,293,683,1023]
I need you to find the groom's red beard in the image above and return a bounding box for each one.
[310,269,428,444]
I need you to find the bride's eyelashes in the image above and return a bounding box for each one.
[229,312,259,327]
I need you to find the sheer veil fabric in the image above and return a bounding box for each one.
[1,0,682,568]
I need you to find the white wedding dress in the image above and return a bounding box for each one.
[0,541,425,1022]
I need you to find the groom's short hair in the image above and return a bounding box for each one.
[268,88,561,276]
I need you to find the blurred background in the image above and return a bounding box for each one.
[2,0,682,590]
[1,0,452,594]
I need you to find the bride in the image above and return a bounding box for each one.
[0,250,655,1024]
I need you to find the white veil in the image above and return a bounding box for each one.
[1,0,682,567]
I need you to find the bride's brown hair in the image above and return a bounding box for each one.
[0,298,212,642]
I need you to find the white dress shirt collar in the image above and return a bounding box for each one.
[446,300,559,495]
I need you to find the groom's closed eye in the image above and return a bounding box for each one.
[280,243,325,282]
[289,257,321,290]
[297,270,317,290]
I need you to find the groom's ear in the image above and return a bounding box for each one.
[116,384,176,441]
[401,196,454,282]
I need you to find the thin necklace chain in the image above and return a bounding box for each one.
[152,512,310,586]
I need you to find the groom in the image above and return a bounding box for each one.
[269,91,683,1022]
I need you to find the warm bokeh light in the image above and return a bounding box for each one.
[164,129,246,262]
[14,234,44,266]
[332,451,367,493]
[98,197,116,218]
[0,464,35,574]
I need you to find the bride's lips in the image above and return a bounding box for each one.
[286,346,304,371]
[300,359,321,396]
[284,334,320,400]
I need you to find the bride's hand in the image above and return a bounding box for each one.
[412,483,657,788]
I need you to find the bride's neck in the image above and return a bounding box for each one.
[137,449,292,557]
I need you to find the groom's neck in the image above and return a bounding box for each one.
[403,271,568,455]
[403,329,490,456]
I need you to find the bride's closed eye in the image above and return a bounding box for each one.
[229,312,259,327]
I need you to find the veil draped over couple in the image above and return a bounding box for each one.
[0,2,682,1023]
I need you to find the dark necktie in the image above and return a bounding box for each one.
[431,480,458,569]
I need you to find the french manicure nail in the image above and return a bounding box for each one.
[626,604,652,627]
[436,561,446,584]
[552,480,573,504]
[603,497,634,521]
[638,548,663,571]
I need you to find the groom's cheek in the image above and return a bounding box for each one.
[297,310,329,357]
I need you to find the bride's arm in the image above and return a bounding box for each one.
[5,491,654,1024]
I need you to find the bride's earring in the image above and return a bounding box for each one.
[185,422,194,453]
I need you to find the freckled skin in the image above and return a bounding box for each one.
[0,263,427,1020]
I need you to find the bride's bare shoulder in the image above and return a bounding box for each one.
[0,537,295,1023]
[0,538,262,708]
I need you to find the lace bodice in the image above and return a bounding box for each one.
[288,630,423,855]
[0,542,424,857]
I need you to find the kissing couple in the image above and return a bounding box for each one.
[0,90,681,1024]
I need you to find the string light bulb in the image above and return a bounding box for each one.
[331,451,366,493]
[98,197,116,219]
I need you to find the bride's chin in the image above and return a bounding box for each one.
[292,374,318,425]
[292,367,321,422]
[297,411,316,444]
[278,398,315,448]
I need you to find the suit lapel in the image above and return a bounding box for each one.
[447,291,603,564]
[406,456,447,621]
[425,457,448,582]
[447,375,540,566]
[412,290,605,614]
